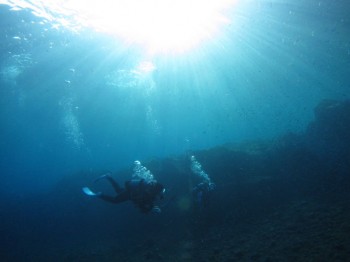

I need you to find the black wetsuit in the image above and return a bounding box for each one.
[98,176,164,213]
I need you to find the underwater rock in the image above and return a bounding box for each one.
[303,99,350,175]
[307,99,350,141]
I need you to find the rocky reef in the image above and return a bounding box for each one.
[1,99,350,261]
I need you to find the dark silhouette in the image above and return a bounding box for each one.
[83,174,165,213]
[192,181,215,208]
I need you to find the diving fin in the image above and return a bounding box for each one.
[152,206,162,213]
[82,187,101,197]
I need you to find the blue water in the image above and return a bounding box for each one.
[0,1,350,261]
[1,1,347,193]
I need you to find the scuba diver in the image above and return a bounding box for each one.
[82,174,165,213]
[190,155,215,209]
[192,181,215,208]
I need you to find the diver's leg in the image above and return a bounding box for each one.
[98,191,130,204]
[105,176,123,194]
[95,173,123,193]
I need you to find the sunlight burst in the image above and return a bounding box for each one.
[2,0,236,54]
